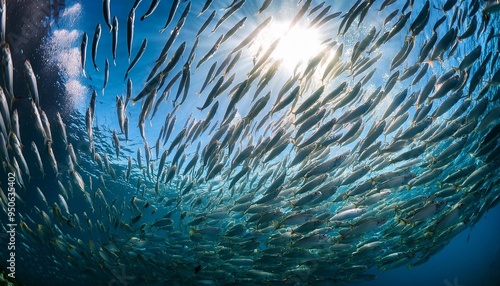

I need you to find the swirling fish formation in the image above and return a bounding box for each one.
[1,0,500,285]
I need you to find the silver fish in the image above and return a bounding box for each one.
[1,43,13,99]
[103,59,109,94]
[55,112,68,148]
[80,32,88,77]
[24,60,40,106]
[92,23,102,72]
[103,0,112,30]
[160,0,180,32]
[124,38,147,80]
[0,0,5,42]
[46,141,58,177]
[111,16,118,65]
[141,0,160,21]
[116,96,125,133]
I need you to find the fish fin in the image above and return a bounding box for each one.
[431,5,443,13]
[394,204,401,212]
[397,217,409,226]
[423,59,434,69]
[451,66,461,74]
[289,137,298,148]
[436,56,445,66]
[273,221,282,230]
[189,227,196,236]
[339,233,345,241]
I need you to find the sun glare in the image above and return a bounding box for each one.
[250,22,324,72]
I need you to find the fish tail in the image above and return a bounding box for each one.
[289,137,298,147]
[394,204,401,212]
[273,221,282,230]
[189,227,196,236]
[437,181,443,188]
[397,217,409,226]
[339,233,345,241]
[423,59,434,69]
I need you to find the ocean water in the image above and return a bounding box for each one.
[0,0,500,285]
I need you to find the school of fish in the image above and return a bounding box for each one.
[1,0,500,284]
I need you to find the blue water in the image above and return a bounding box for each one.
[0,0,500,285]
[358,205,500,286]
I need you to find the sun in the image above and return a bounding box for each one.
[249,21,324,73]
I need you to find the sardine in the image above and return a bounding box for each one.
[92,23,102,72]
